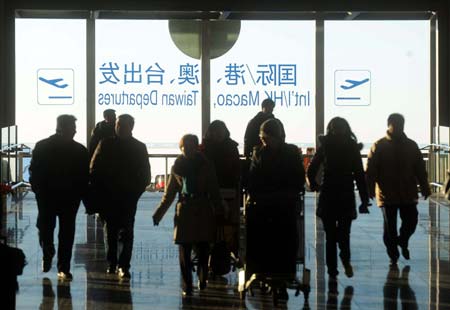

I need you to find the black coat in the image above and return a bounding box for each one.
[88,120,115,158]
[201,138,240,189]
[248,143,305,195]
[246,143,305,275]
[89,136,151,211]
[30,134,89,201]
[307,135,369,219]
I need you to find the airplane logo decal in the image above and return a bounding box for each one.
[37,69,74,105]
[340,78,370,90]
[334,70,371,106]
[38,77,69,89]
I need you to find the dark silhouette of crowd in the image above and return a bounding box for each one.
[16,98,428,308]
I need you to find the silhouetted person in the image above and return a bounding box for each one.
[243,98,285,158]
[366,113,430,264]
[383,265,417,310]
[307,117,369,279]
[88,109,116,158]
[30,115,89,281]
[90,114,150,279]
[246,119,305,301]
[1,242,26,310]
[153,134,221,297]
[201,120,240,257]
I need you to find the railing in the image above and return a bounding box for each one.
[420,144,450,191]
[2,145,446,196]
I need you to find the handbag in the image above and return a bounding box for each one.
[209,226,231,276]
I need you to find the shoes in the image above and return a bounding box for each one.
[118,267,131,279]
[57,271,73,281]
[343,263,354,278]
[390,257,398,266]
[106,265,117,274]
[198,280,207,290]
[400,247,410,260]
[42,256,53,273]
[182,289,193,297]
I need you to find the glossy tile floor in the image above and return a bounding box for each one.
[3,191,450,309]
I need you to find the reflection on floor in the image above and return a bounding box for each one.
[3,191,450,309]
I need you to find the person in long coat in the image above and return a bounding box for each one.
[200,120,240,257]
[246,119,305,301]
[30,115,89,281]
[90,114,150,279]
[152,134,222,297]
[307,117,369,279]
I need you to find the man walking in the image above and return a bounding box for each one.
[90,114,150,279]
[30,115,89,280]
[366,113,430,264]
[88,109,116,158]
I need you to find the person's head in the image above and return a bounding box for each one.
[387,113,405,136]
[103,109,116,123]
[326,117,357,141]
[204,120,230,143]
[259,119,283,148]
[56,114,77,140]
[261,98,275,114]
[115,114,134,137]
[179,134,199,158]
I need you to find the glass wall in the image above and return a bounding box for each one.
[15,18,432,156]
[211,21,316,151]
[96,20,202,150]
[15,19,87,146]
[325,21,430,152]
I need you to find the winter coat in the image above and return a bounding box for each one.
[152,152,221,244]
[201,138,240,189]
[88,120,115,158]
[307,135,368,219]
[30,134,89,202]
[89,136,150,215]
[248,142,304,196]
[366,131,430,206]
[245,142,304,275]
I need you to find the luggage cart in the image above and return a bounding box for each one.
[237,191,310,306]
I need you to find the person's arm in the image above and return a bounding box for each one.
[89,140,108,189]
[244,119,255,158]
[79,146,90,199]
[306,147,324,192]
[352,146,369,206]
[88,126,100,158]
[138,143,151,193]
[230,144,241,186]
[365,143,378,199]
[414,144,431,199]
[152,171,180,225]
[288,146,305,192]
[29,142,46,194]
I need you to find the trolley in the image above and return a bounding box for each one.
[237,191,310,306]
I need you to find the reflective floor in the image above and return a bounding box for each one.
[4,191,450,309]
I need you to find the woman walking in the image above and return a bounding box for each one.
[307,117,369,279]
